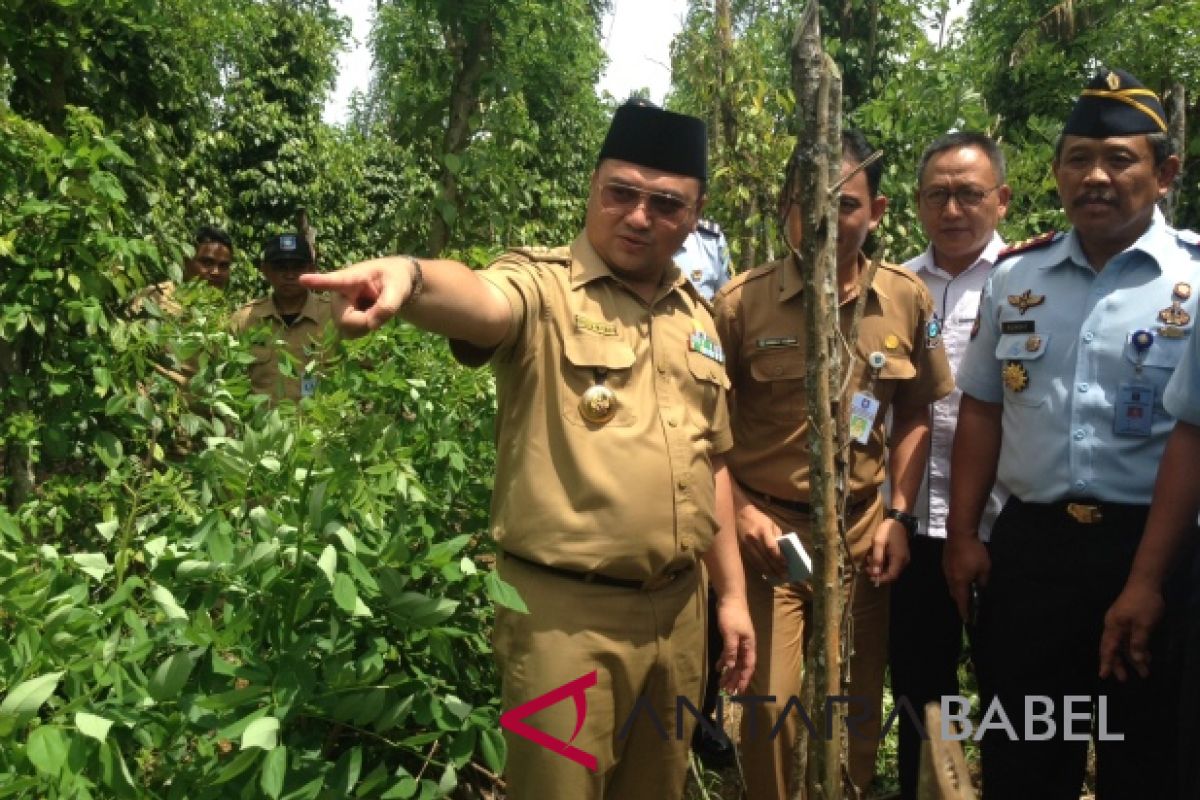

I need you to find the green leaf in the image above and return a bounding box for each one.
[26,725,68,775]
[260,744,287,798]
[69,552,111,581]
[148,651,195,702]
[332,573,357,613]
[317,545,336,585]
[241,716,280,750]
[0,671,64,727]
[150,585,188,621]
[94,520,119,541]
[328,745,362,795]
[479,728,507,774]
[75,712,114,742]
[436,764,457,796]
[381,777,418,799]
[484,571,528,613]
[92,431,123,470]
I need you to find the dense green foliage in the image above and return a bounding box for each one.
[669,0,1200,268]
[4,0,1200,796]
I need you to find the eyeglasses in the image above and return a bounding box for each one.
[919,185,1000,210]
[599,182,695,223]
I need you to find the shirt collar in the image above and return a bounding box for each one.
[778,251,886,304]
[254,291,323,324]
[909,232,1006,280]
[569,232,688,295]
[1060,212,1169,274]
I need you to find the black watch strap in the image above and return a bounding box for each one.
[885,507,919,536]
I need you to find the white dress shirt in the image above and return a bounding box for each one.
[904,233,1010,540]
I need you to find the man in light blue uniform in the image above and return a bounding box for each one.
[1101,290,1200,799]
[675,219,730,301]
[945,68,1200,799]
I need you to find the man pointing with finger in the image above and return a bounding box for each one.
[301,100,754,800]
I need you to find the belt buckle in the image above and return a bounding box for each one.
[1066,503,1103,524]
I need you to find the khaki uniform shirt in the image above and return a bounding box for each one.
[713,254,953,541]
[456,234,734,581]
[230,292,333,402]
[129,281,192,386]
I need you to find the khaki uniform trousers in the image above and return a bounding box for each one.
[494,553,706,800]
[740,496,889,799]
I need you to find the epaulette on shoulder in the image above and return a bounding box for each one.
[696,219,722,236]
[996,231,1062,262]
[507,245,572,265]
[722,259,778,294]
[1174,227,1200,248]
[875,259,921,284]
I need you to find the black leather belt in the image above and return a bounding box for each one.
[738,481,875,518]
[501,550,694,591]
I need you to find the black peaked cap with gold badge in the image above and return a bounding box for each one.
[597,99,708,182]
[1063,67,1167,137]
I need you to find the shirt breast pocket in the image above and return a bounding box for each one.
[1123,332,1188,408]
[994,333,1051,407]
[684,350,730,429]
[561,336,638,427]
[748,348,806,419]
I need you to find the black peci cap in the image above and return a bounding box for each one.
[262,233,314,264]
[596,100,708,181]
[1062,68,1167,138]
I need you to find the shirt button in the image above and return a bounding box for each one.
[681,538,692,551]
[668,419,678,428]
[1074,480,1087,492]
[1077,383,1089,392]
[1073,429,1086,440]
[657,365,667,375]
[677,479,688,490]
[1083,332,1095,343]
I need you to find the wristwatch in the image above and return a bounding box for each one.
[885,507,919,537]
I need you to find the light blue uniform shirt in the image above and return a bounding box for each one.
[1164,310,1200,425]
[675,220,730,302]
[957,215,1200,504]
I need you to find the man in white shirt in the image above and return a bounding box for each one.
[890,131,1011,800]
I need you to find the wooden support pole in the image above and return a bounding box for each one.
[917,702,977,800]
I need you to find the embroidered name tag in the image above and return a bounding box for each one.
[574,314,617,337]
[756,336,799,349]
[1001,320,1036,334]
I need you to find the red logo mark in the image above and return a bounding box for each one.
[499,670,598,771]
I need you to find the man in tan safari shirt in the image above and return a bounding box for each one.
[713,130,953,798]
[231,232,332,402]
[301,100,755,800]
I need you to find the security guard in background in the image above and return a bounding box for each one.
[131,225,234,387]
[134,225,233,317]
[714,130,954,798]
[676,218,731,301]
[230,233,332,402]
[300,100,755,800]
[947,68,1200,799]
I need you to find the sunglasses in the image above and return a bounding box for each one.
[599,182,695,223]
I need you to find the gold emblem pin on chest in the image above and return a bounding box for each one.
[1159,303,1191,327]
[1002,361,1029,392]
[1007,289,1045,316]
[579,368,617,424]
[1174,282,1192,302]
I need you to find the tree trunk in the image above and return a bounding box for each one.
[789,3,845,797]
[0,337,35,510]
[714,0,758,271]
[1163,82,1185,225]
[426,18,493,256]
